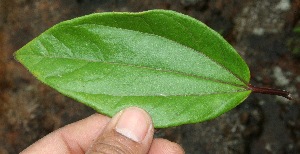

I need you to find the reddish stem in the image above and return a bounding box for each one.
[248,84,292,100]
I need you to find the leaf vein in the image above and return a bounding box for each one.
[70,88,250,97]
[159,13,247,85]
[20,54,247,89]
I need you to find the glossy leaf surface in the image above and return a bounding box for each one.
[15,10,251,128]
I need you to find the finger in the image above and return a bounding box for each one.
[21,113,110,154]
[86,107,154,154]
[149,138,185,154]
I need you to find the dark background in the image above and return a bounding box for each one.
[0,0,299,153]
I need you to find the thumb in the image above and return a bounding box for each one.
[86,107,154,154]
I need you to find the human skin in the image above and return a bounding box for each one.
[21,107,185,154]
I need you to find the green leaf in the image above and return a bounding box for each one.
[15,10,251,128]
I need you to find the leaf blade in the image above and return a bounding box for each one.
[16,10,251,128]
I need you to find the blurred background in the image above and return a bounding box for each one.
[0,0,299,153]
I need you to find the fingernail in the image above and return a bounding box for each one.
[115,107,151,143]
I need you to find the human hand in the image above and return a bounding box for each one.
[21,107,184,154]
